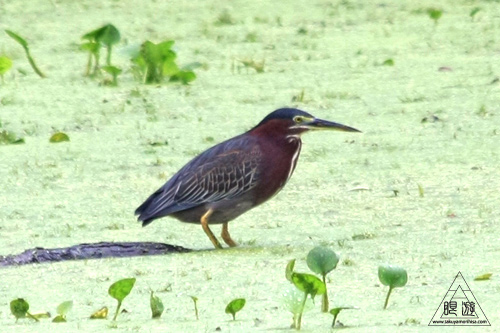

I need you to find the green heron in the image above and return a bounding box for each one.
[135,108,360,249]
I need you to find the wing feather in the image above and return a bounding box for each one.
[136,135,262,222]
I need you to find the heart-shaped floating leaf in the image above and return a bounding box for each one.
[150,291,164,319]
[291,273,326,299]
[378,265,408,288]
[306,246,339,276]
[90,306,108,319]
[50,132,70,143]
[10,298,30,320]
[108,278,136,302]
[225,298,246,320]
[109,278,136,320]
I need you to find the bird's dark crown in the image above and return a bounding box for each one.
[255,108,313,128]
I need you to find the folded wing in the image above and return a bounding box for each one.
[135,135,262,225]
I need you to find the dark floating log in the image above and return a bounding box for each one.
[0,242,191,267]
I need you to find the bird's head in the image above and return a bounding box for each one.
[252,108,361,137]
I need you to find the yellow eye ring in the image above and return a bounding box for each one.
[293,116,303,123]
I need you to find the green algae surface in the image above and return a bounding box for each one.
[0,0,499,331]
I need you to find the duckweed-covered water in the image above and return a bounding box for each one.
[0,0,498,331]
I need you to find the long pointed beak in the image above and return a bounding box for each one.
[307,118,361,133]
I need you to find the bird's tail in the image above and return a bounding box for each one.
[135,197,157,226]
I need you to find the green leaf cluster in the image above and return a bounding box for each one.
[81,24,121,77]
[10,298,73,323]
[286,259,326,330]
[132,40,198,84]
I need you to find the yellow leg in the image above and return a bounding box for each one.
[221,222,238,247]
[201,209,222,249]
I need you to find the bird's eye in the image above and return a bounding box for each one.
[293,116,303,123]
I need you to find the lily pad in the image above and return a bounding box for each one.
[378,265,408,288]
[306,246,339,276]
